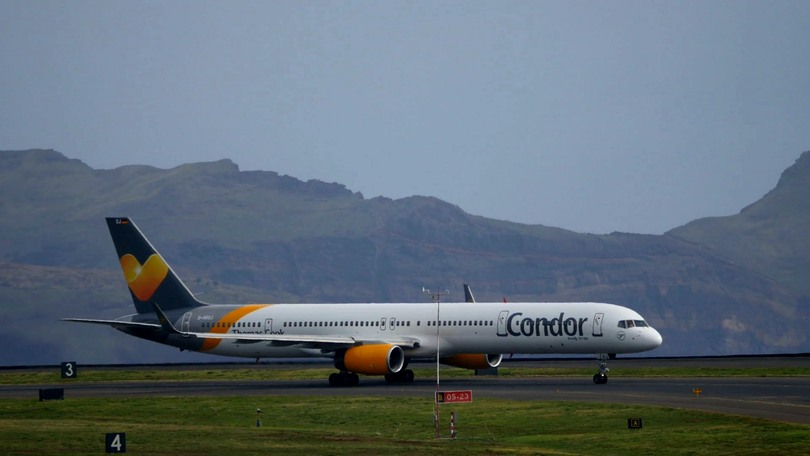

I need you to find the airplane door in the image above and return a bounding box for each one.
[380,318,386,330]
[181,312,191,337]
[390,317,396,330]
[496,310,509,337]
[264,318,273,334]
[592,313,604,337]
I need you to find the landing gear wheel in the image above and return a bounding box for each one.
[329,371,359,387]
[593,353,610,384]
[384,370,415,384]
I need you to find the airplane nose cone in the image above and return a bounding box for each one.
[651,329,663,348]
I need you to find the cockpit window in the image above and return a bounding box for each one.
[619,319,650,328]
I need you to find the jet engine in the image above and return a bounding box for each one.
[440,353,503,369]
[334,344,405,375]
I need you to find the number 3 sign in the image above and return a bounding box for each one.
[61,362,77,379]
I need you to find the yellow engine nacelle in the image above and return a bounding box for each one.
[440,353,503,370]
[335,344,404,375]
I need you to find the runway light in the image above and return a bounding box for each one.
[693,388,702,398]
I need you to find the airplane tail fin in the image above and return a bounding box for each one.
[105,217,206,314]
[463,284,476,303]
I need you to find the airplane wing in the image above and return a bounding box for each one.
[61,318,162,330]
[149,302,420,350]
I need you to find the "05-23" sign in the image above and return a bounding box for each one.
[436,390,472,403]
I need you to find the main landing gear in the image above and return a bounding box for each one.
[329,371,359,387]
[593,353,610,384]
[384,369,415,384]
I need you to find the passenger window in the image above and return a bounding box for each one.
[417,321,420,326]
[407,321,410,326]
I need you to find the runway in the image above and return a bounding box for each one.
[3,375,809,425]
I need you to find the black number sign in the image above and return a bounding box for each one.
[105,433,126,453]
[61,362,77,379]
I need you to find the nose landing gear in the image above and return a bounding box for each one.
[593,353,610,384]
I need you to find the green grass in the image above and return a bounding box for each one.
[0,396,806,455]
[1,366,808,385]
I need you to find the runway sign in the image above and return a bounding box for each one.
[61,362,77,379]
[38,388,64,401]
[627,418,643,429]
[105,433,126,453]
[436,390,472,403]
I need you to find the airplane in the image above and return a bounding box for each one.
[64,217,663,386]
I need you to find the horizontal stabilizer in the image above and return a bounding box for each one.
[150,301,181,334]
[61,318,161,330]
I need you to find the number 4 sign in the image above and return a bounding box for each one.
[106,433,126,453]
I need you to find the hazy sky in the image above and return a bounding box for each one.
[2,1,808,234]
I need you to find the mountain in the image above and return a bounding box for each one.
[0,149,807,364]
[668,151,810,296]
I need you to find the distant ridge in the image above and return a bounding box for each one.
[668,150,810,295]
[0,148,808,364]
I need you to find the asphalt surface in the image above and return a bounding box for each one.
[2,357,809,425]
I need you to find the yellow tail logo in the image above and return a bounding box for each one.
[119,254,169,301]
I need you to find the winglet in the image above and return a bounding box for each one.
[463,284,476,303]
[151,301,181,334]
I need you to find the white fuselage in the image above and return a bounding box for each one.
[180,301,663,359]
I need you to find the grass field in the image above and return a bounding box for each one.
[1,366,808,385]
[0,396,807,455]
